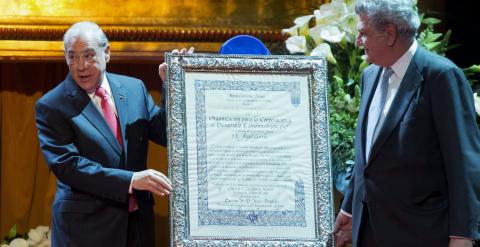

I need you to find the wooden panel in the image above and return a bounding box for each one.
[0,0,323,61]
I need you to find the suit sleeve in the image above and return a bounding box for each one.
[429,65,480,239]
[140,80,167,146]
[341,172,355,214]
[35,100,133,203]
[341,72,368,214]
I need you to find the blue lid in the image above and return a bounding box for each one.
[219,35,271,55]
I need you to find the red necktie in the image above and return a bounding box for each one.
[95,87,138,212]
[95,87,123,146]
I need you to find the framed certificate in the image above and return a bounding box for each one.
[166,53,334,246]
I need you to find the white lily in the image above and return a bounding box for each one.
[27,226,49,246]
[311,43,337,64]
[8,238,28,247]
[294,14,314,36]
[344,0,356,10]
[285,36,308,54]
[320,25,345,43]
[308,25,323,46]
[474,93,480,116]
[282,14,314,37]
[281,25,299,36]
[339,13,359,42]
[314,0,348,26]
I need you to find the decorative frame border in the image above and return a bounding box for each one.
[166,53,334,247]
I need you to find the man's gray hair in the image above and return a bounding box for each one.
[355,0,420,40]
[63,21,109,50]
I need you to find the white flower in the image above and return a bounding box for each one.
[307,25,323,46]
[308,25,345,45]
[344,94,358,112]
[294,14,314,36]
[282,15,314,37]
[339,13,359,42]
[294,14,314,27]
[285,36,308,54]
[8,238,28,247]
[281,26,298,36]
[27,226,49,246]
[474,93,480,116]
[314,0,348,26]
[310,43,337,64]
[344,94,353,104]
[344,0,356,10]
[320,25,345,43]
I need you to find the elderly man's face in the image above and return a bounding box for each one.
[356,14,391,66]
[65,35,110,93]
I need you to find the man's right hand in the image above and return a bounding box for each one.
[333,211,353,247]
[132,169,172,196]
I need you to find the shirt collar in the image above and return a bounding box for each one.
[390,40,417,79]
[88,74,112,99]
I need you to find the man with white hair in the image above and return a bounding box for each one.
[333,0,480,246]
[35,21,192,246]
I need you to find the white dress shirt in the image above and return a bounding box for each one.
[365,41,417,159]
[87,74,118,117]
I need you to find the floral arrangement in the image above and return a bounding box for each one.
[282,0,480,193]
[1,225,50,247]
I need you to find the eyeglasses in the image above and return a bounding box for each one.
[66,51,97,65]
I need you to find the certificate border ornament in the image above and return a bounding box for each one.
[166,53,334,247]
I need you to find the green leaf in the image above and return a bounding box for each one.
[423,41,442,51]
[464,64,480,73]
[422,17,441,25]
[8,224,17,239]
[423,33,443,43]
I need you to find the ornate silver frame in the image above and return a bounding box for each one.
[166,53,334,247]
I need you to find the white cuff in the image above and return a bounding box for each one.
[340,209,352,217]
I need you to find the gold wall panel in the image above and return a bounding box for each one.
[0,0,323,61]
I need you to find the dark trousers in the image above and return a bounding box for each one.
[357,205,379,247]
[126,211,140,247]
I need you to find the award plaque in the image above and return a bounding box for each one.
[166,53,334,246]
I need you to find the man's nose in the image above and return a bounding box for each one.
[77,57,88,70]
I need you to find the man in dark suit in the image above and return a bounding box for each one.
[35,22,191,247]
[333,0,480,246]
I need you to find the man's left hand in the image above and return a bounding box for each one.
[158,47,194,82]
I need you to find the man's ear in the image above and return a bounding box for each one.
[104,45,111,63]
[385,24,397,46]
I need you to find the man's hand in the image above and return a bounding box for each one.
[158,47,195,82]
[449,237,474,247]
[132,169,172,196]
[333,211,353,247]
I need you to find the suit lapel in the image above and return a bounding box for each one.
[107,73,128,152]
[358,66,383,165]
[368,49,425,163]
[65,74,122,155]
